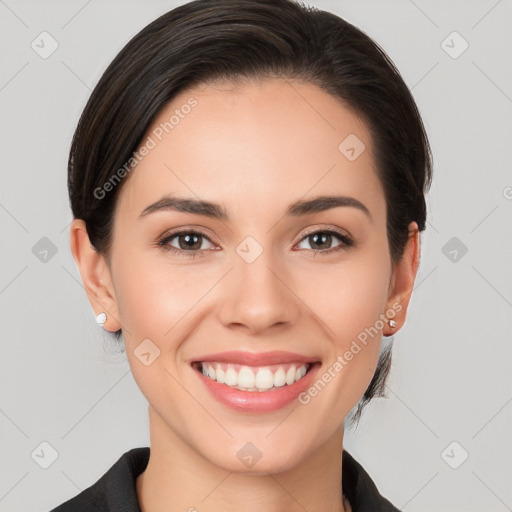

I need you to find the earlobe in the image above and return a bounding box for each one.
[69,219,121,332]
[384,221,421,335]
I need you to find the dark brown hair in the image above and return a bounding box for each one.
[68,0,432,423]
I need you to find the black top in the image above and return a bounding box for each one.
[49,447,401,511]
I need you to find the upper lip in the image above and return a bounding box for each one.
[191,350,320,367]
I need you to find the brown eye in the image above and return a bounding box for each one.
[296,228,353,254]
[308,232,336,250]
[174,232,204,251]
[157,230,216,256]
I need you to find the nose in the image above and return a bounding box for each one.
[217,248,300,336]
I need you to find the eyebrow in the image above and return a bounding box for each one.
[138,194,372,222]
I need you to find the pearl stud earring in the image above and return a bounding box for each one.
[388,319,396,328]
[96,312,107,326]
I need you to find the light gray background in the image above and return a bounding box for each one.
[1,1,511,511]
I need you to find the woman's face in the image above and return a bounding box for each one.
[91,78,413,473]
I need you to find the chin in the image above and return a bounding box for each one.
[206,445,306,475]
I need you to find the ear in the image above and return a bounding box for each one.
[69,219,121,332]
[384,221,421,335]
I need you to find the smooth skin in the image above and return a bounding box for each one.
[70,78,420,512]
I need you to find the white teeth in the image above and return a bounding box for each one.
[255,368,274,390]
[225,367,238,386]
[199,362,310,391]
[296,366,307,381]
[273,368,286,387]
[216,367,225,384]
[238,366,255,389]
[286,367,296,385]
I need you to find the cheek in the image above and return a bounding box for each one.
[299,250,391,340]
[110,255,200,405]
[111,252,218,390]
[303,253,391,410]
[113,250,207,336]
[336,263,390,335]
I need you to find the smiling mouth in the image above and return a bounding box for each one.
[191,361,315,392]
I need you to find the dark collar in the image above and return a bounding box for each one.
[51,447,400,512]
[342,450,401,511]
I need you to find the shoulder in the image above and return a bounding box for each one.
[342,450,401,511]
[49,447,150,512]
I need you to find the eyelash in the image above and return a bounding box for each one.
[155,227,354,259]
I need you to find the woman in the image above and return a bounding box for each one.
[51,0,432,510]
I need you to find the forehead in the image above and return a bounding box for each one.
[116,78,384,224]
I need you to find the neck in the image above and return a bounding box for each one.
[136,406,350,512]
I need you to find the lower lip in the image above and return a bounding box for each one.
[193,363,321,413]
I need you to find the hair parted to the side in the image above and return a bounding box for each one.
[68,0,432,425]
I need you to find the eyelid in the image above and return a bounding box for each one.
[298,224,352,242]
[157,226,221,246]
